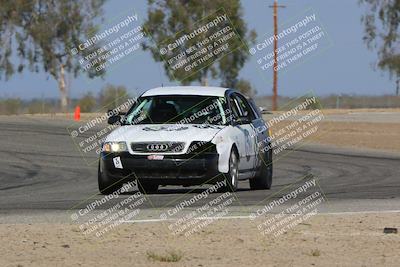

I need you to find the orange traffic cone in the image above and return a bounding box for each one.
[74,106,81,121]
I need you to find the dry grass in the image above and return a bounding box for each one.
[146,250,183,262]
[311,249,321,257]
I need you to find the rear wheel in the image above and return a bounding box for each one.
[137,180,159,194]
[222,149,239,192]
[249,149,273,190]
[98,161,123,194]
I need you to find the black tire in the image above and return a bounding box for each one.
[249,148,273,190]
[137,180,159,194]
[98,161,123,195]
[222,149,239,192]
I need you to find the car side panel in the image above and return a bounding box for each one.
[235,124,258,172]
[251,118,268,169]
[212,126,240,173]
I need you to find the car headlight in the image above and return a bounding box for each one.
[102,141,128,152]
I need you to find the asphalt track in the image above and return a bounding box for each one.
[0,115,399,222]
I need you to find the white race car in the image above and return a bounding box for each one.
[98,86,272,194]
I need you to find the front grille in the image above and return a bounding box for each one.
[131,142,185,153]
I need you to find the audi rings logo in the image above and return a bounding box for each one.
[147,143,169,151]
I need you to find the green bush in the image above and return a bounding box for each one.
[0,98,21,115]
[77,92,97,112]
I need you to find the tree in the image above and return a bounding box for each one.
[99,84,129,109]
[142,0,256,89]
[236,79,256,97]
[0,0,105,111]
[77,92,97,112]
[360,0,400,79]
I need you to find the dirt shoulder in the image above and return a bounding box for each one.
[269,120,400,152]
[267,108,400,152]
[306,121,400,152]
[1,213,399,267]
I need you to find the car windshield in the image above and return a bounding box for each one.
[124,95,228,125]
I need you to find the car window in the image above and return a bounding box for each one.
[124,95,228,125]
[234,93,256,121]
[247,98,261,119]
[228,94,242,119]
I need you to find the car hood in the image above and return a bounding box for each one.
[106,124,226,143]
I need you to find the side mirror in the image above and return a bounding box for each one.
[259,106,271,114]
[107,115,121,125]
[107,109,127,125]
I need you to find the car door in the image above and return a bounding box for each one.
[228,93,258,177]
[247,97,270,171]
[233,93,260,174]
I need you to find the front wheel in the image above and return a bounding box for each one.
[98,161,123,195]
[249,149,273,190]
[222,149,239,192]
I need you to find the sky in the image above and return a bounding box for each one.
[0,0,396,100]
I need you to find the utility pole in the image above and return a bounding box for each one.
[269,0,285,111]
[396,77,399,96]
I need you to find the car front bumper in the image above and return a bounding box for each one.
[100,152,221,185]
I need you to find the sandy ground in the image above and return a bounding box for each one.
[314,108,400,114]
[269,121,400,152]
[265,108,400,152]
[313,109,400,152]
[1,213,399,267]
[312,121,400,152]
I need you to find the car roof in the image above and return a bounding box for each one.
[142,86,229,97]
